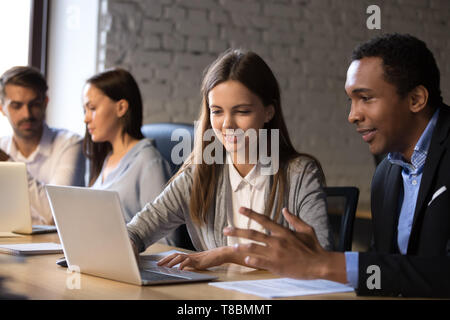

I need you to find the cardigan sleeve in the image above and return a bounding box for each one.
[290,157,334,251]
[127,166,194,252]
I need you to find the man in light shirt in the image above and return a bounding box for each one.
[224,34,450,297]
[0,66,85,225]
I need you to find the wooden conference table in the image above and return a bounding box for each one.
[0,233,364,300]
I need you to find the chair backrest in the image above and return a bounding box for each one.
[141,122,194,175]
[323,186,359,252]
[141,123,196,251]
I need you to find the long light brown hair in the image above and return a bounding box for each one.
[177,49,325,225]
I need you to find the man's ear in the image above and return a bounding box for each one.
[43,96,49,112]
[265,104,275,123]
[116,99,129,118]
[409,85,428,114]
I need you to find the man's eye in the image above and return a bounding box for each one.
[10,103,21,109]
[30,102,43,108]
[362,96,372,102]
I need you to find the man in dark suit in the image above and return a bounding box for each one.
[223,34,450,297]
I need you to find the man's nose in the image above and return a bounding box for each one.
[21,104,32,119]
[348,103,363,124]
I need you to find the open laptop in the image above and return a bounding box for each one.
[0,162,57,235]
[45,185,217,286]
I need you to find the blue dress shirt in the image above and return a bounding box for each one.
[345,109,440,287]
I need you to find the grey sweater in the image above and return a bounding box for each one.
[127,156,333,252]
[91,139,171,223]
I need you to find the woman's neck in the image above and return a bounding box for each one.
[230,152,256,177]
[109,133,139,159]
[101,133,140,183]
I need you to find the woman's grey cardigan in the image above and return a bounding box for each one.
[127,156,333,253]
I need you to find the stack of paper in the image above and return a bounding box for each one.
[0,243,63,256]
[209,278,354,298]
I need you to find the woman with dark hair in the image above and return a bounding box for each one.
[83,68,170,222]
[127,50,332,269]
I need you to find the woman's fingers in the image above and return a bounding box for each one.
[157,253,188,268]
[179,257,193,270]
[157,252,179,265]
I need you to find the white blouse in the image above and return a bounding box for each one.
[226,154,270,246]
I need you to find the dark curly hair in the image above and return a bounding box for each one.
[351,33,443,109]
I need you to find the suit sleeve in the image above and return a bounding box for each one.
[356,253,450,297]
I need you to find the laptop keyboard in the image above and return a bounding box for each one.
[140,269,188,281]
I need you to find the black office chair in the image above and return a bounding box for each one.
[141,122,196,251]
[324,186,359,252]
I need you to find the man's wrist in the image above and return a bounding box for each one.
[317,252,348,284]
[221,246,235,264]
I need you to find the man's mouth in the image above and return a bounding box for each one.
[19,120,36,129]
[357,128,377,143]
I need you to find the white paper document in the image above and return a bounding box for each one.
[209,278,354,298]
[0,242,63,255]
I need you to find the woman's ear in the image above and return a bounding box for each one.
[409,85,428,114]
[116,99,129,118]
[265,104,275,123]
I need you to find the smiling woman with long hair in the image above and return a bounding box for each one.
[127,49,332,269]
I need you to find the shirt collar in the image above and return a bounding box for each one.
[227,153,267,192]
[388,108,440,172]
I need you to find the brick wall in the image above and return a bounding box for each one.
[97,0,450,210]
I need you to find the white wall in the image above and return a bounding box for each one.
[0,0,32,137]
[46,0,99,136]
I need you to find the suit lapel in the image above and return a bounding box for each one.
[409,107,450,251]
[379,163,403,252]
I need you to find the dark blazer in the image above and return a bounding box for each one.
[357,106,450,297]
